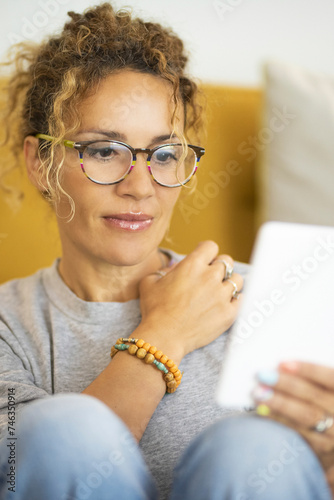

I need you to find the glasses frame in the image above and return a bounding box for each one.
[35,133,205,188]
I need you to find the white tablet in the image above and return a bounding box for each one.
[216,221,334,409]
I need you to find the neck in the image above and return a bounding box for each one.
[58,248,169,302]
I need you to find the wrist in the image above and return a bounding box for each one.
[132,321,185,366]
[111,337,182,393]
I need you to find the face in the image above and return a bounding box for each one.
[55,70,182,267]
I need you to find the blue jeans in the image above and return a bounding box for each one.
[0,394,331,500]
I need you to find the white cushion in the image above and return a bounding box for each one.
[259,60,334,226]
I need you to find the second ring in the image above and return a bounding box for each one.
[226,278,240,299]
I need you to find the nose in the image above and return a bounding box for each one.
[115,153,155,200]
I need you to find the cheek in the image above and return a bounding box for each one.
[159,189,181,219]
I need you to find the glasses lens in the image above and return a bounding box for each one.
[82,142,132,184]
[150,145,196,186]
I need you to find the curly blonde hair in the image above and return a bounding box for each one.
[1,3,204,213]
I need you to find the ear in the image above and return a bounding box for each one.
[23,136,48,192]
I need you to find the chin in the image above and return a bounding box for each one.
[101,244,157,268]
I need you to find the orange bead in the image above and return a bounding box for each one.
[144,353,155,364]
[136,339,145,348]
[136,348,147,359]
[128,344,138,355]
[155,350,163,360]
[174,370,181,378]
[143,342,151,351]
[160,354,168,364]
[166,359,174,368]
[170,365,178,373]
[148,346,157,354]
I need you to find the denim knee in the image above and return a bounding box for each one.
[171,415,331,500]
[0,394,157,500]
[18,393,131,448]
[15,394,137,467]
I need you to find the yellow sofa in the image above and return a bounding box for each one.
[0,84,262,284]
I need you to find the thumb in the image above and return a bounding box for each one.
[140,262,177,287]
[154,261,177,278]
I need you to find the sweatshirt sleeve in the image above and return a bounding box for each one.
[0,324,51,441]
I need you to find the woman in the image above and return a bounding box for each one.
[0,3,332,499]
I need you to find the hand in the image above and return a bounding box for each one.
[254,361,334,478]
[138,241,243,361]
[326,464,334,498]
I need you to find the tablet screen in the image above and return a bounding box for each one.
[216,221,334,408]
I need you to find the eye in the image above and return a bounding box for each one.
[153,147,178,164]
[86,144,117,161]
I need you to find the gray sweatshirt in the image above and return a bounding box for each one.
[0,253,248,498]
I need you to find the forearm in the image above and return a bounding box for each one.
[82,324,183,441]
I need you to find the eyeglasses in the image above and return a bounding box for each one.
[36,133,205,188]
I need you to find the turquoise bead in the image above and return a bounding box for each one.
[153,360,168,373]
[115,343,129,351]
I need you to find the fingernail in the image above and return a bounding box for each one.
[279,361,299,372]
[253,385,274,402]
[256,404,271,416]
[257,370,279,387]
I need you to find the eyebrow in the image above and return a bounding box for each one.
[77,130,126,141]
[76,130,180,145]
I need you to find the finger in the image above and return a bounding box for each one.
[255,388,334,454]
[287,424,334,457]
[269,371,334,414]
[300,428,334,455]
[257,390,328,430]
[144,262,177,283]
[326,463,334,483]
[279,361,334,392]
[321,452,334,471]
[261,411,334,456]
[210,254,234,280]
[223,272,244,301]
[183,240,219,267]
[155,262,178,275]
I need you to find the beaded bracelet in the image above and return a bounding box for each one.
[110,338,182,394]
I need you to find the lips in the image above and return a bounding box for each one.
[103,212,154,231]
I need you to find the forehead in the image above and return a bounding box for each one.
[77,70,184,138]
